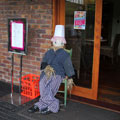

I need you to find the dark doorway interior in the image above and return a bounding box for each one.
[98,0,120,106]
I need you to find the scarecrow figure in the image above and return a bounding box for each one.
[28,25,75,114]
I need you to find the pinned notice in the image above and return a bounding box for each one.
[74,11,86,30]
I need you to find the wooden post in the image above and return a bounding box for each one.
[92,0,103,99]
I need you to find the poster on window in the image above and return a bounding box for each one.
[8,18,28,55]
[74,11,86,30]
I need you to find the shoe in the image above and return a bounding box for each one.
[40,108,52,115]
[28,105,39,113]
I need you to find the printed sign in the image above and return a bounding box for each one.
[11,21,24,50]
[8,18,27,55]
[74,11,86,30]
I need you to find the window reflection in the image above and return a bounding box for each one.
[65,0,95,88]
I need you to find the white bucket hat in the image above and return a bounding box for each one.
[51,25,66,44]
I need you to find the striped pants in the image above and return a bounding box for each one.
[35,73,63,113]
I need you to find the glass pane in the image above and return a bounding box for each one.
[65,0,95,88]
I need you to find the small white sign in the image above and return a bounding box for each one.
[11,22,24,50]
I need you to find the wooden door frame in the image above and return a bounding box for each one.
[52,0,65,31]
[53,0,103,100]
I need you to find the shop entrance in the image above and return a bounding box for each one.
[98,0,120,106]
[53,0,102,100]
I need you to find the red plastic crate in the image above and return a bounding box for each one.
[21,74,40,99]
